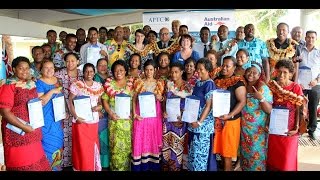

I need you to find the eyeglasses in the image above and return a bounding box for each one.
[160,33,169,36]
[117,44,121,52]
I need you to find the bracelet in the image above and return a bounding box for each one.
[197,121,203,126]
[259,97,266,103]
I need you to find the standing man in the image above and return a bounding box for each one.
[238,24,270,82]
[193,26,211,58]
[298,30,320,140]
[75,28,87,53]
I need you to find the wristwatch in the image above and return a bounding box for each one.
[259,97,266,103]
[197,121,203,126]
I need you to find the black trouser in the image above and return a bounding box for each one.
[303,85,320,133]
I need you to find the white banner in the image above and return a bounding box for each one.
[143,10,236,42]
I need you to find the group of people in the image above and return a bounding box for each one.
[0,20,319,172]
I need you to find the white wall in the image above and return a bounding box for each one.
[0,16,76,39]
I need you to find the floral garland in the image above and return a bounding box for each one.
[74,81,104,96]
[6,76,36,89]
[127,43,154,57]
[267,80,304,106]
[266,38,298,69]
[103,76,134,97]
[152,41,181,56]
[209,67,222,79]
[210,39,237,53]
[134,78,165,96]
[214,75,245,90]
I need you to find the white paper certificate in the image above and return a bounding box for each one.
[87,46,101,67]
[182,96,200,123]
[52,94,66,122]
[212,89,230,117]
[6,117,28,136]
[115,93,131,119]
[298,67,312,90]
[269,108,289,136]
[28,98,44,129]
[74,96,94,122]
[166,97,181,122]
[138,92,156,118]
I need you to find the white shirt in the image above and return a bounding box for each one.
[193,42,211,58]
[299,46,320,85]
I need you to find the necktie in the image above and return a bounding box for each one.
[162,43,166,48]
[204,44,208,56]
[219,42,223,50]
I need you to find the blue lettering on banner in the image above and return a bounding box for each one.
[149,17,170,23]
[203,17,230,27]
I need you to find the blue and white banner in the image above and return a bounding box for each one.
[143,10,236,42]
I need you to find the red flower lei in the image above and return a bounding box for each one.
[103,76,134,97]
[214,75,245,90]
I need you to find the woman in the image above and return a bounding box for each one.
[240,62,273,171]
[125,29,155,70]
[68,63,104,171]
[162,62,193,171]
[206,49,221,80]
[0,56,51,171]
[147,30,158,45]
[131,60,165,171]
[128,53,143,78]
[102,60,134,171]
[93,58,110,170]
[36,60,64,171]
[213,56,246,171]
[267,59,303,171]
[54,52,83,168]
[182,57,198,88]
[171,34,200,66]
[235,49,251,76]
[188,58,217,171]
[155,52,171,80]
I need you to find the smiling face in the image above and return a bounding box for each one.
[97,59,108,75]
[144,64,155,79]
[185,61,195,75]
[196,63,209,81]
[41,61,55,78]
[277,66,291,85]
[13,61,30,81]
[83,66,95,81]
[221,58,236,77]
[130,55,141,69]
[114,64,126,81]
[170,66,183,82]
[245,66,260,83]
[236,50,249,67]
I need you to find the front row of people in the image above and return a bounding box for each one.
[0,55,303,171]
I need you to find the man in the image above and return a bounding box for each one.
[75,28,87,53]
[123,26,132,43]
[99,26,108,44]
[297,30,320,140]
[291,26,306,61]
[45,30,61,58]
[193,26,211,58]
[157,27,174,49]
[238,24,270,82]
[234,26,245,42]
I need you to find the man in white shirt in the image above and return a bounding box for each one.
[298,30,320,140]
[193,26,211,58]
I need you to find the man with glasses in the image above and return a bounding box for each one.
[157,27,174,49]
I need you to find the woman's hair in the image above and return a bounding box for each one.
[83,63,95,74]
[12,56,31,68]
[236,48,249,57]
[111,59,129,77]
[96,58,108,67]
[222,56,237,67]
[244,62,265,90]
[206,49,218,57]
[64,52,79,61]
[143,59,157,70]
[170,62,184,71]
[196,58,213,72]
[40,59,54,71]
[179,34,194,47]
[147,30,158,39]
[275,59,295,73]
[128,53,142,70]
[182,58,196,81]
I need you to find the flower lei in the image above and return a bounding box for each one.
[134,78,165,96]
[209,67,222,79]
[266,38,298,69]
[153,41,181,56]
[214,75,245,90]
[210,39,237,53]
[127,43,154,57]
[267,80,304,106]
[6,76,36,89]
[103,76,134,97]
[74,81,104,96]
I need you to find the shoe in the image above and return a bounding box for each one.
[309,132,316,140]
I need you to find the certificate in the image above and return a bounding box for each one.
[182,95,200,123]
[166,97,181,122]
[87,46,101,67]
[212,89,230,117]
[115,93,131,119]
[28,98,44,129]
[138,92,156,118]
[6,117,28,136]
[52,93,66,122]
[269,107,289,136]
[73,96,94,122]
[298,66,312,90]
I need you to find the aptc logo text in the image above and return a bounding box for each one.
[148,17,170,23]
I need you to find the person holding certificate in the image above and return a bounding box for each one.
[213,56,246,171]
[68,63,104,171]
[0,56,51,171]
[267,60,303,171]
[93,57,110,169]
[296,30,320,140]
[131,59,165,171]
[240,62,273,171]
[54,52,83,168]
[102,60,135,171]
[187,58,217,171]
[36,60,64,171]
[162,62,193,171]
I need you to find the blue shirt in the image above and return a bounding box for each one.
[237,38,269,65]
[171,50,200,66]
